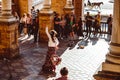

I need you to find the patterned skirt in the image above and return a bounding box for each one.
[41,47,56,74]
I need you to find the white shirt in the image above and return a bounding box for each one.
[46,27,59,47]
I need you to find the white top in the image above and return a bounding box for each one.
[20,17,26,23]
[46,27,59,47]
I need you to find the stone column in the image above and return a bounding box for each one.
[64,0,74,14]
[39,0,53,42]
[1,0,12,16]
[18,0,32,17]
[0,0,19,59]
[94,0,120,80]
[51,0,66,16]
[74,0,84,22]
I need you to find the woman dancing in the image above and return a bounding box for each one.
[40,27,61,75]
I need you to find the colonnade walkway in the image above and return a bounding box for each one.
[0,34,110,80]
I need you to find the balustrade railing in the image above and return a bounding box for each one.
[82,15,110,34]
[82,21,109,34]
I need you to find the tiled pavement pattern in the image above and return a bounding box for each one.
[0,34,110,80]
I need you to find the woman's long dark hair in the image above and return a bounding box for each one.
[50,31,55,42]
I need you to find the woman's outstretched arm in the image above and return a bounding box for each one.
[45,27,51,40]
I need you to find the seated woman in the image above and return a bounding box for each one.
[55,67,69,80]
[40,27,61,75]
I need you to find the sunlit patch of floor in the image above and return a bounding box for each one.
[18,34,34,43]
[48,39,109,80]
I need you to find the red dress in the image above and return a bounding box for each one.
[41,47,61,74]
[41,47,56,74]
[41,27,61,74]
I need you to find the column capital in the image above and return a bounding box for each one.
[40,0,53,14]
[0,0,17,22]
[64,0,74,14]
[64,0,74,9]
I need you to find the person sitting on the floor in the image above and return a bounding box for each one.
[55,67,69,80]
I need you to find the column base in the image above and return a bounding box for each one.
[94,62,120,80]
[94,71,120,80]
[0,47,19,59]
[102,62,120,73]
[64,7,74,14]
[0,15,16,22]
[0,17,19,59]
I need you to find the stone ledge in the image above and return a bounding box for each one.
[106,53,120,64]
[0,16,17,25]
[63,7,74,10]
[40,10,53,16]
[102,62,120,73]
[94,71,120,80]
[110,42,120,47]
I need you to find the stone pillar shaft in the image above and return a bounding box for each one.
[2,0,12,16]
[94,0,120,79]
[111,0,120,44]
[39,0,53,42]
[109,0,120,57]
[51,0,66,16]
[18,0,32,17]
[74,0,84,22]
[0,0,19,59]
[106,0,120,64]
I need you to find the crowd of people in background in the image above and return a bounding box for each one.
[52,11,113,79]
[40,11,113,78]
[14,6,40,43]
[13,6,113,79]
[13,5,113,44]
[53,11,113,42]
[53,12,84,43]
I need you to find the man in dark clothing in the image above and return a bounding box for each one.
[107,14,112,35]
[33,9,39,43]
[54,13,61,38]
[64,14,70,38]
[85,12,93,37]
[31,6,36,35]
[87,0,92,6]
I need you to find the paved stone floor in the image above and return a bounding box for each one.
[0,34,110,80]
